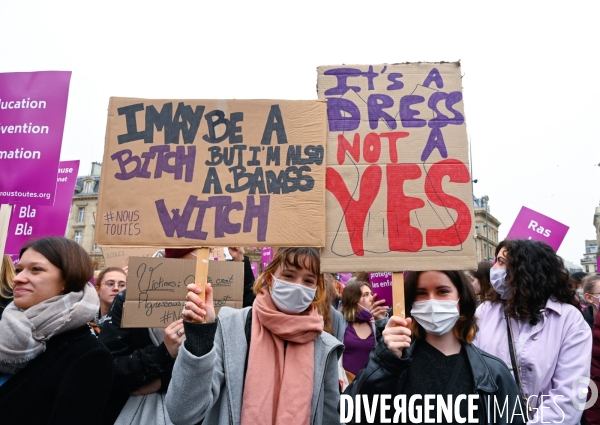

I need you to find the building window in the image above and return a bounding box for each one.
[75,231,82,245]
[77,207,85,222]
[84,181,93,193]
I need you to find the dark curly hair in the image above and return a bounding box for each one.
[490,239,580,325]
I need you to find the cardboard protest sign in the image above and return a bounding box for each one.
[5,161,79,255]
[0,71,71,205]
[96,98,327,248]
[317,63,476,272]
[506,206,569,251]
[122,257,243,327]
[368,272,393,304]
[102,247,158,269]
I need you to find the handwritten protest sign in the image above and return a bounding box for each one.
[5,161,79,255]
[317,63,476,272]
[102,247,158,269]
[0,71,71,205]
[506,206,569,251]
[122,257,243,327]
[96,99,327,248]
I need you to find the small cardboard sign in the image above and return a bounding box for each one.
[317,63,476,272]
[96,98,327,248]
[368,272,393,304]
[102,247,158,269]
[122,257,243,328]
[505,206,569,251]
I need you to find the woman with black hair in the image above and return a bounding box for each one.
[344,270,523,424]
[474,239,592,423]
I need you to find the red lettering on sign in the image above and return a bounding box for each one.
[386,164,425,252]
[425,159,472,246]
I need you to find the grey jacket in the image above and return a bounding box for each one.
[165,307,344,425]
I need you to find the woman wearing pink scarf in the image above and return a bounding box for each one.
[166,247,343,425]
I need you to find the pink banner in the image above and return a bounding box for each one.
[506,206,569,251]
[0,71,71,205]
[261,247,273,270]
[368,272,393,305]
[5,161,79,255]
[251,263,258,279]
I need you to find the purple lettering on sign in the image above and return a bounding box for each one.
[154,195,270,242]
[505,206,569,251]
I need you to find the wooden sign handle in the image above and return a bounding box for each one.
[0,204,12,259]
[194,247,210,323]
[392,272,405,318]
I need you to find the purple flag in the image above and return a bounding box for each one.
[5,160,79,255]
[0,71,71,205]
[251,263,258,279]
[506,206,569,251]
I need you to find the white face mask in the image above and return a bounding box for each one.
[270,274,316,314]
[410,299,459,336]
[490,268,511,299]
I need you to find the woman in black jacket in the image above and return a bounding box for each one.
[0,237,114,424]
[343,270,525,425]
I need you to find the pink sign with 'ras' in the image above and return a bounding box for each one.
[506,206,569,251]
[5,161,79,255]
[0,71,72,205]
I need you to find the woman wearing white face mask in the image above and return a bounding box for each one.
[165,247,343,425]
[343,270,524,425]
[475,240,591,424]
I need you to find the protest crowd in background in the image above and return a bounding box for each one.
[0,238,598,424]
[0,65,598,425]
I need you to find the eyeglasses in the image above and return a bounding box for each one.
[104,280,126,289]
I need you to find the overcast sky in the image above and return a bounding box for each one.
[1,0,598,266]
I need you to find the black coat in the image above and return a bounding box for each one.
[344,339,526,425]
[98,290,176,424]
[0,325,114,425]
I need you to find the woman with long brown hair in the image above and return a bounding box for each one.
[166,247,343,425]
[475,239,591,423]
[344,270,523,424]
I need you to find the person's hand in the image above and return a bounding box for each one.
[130,378,161,396]
[370,294,388,321]
[228,247,245,262]
[164,319,185,358]
[183,282,216,324]
[382,316,412,358]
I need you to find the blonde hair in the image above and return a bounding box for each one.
[1,255,15,299]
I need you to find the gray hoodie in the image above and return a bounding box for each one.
[166,307,344,425]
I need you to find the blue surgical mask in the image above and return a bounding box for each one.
[270,274,316,314]
[490,268,511,299]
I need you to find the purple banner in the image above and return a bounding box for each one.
[506,206,569,251]
[261,247,273,270]
[0,71,71,205]
[368,272,393,305]
[251,263,258,279]
[5,160,79,255]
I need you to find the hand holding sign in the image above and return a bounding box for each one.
[382,316,413,358]
[184,282,216,324]
[164,319,185,358]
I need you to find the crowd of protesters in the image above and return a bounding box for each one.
[0,237,598,424]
